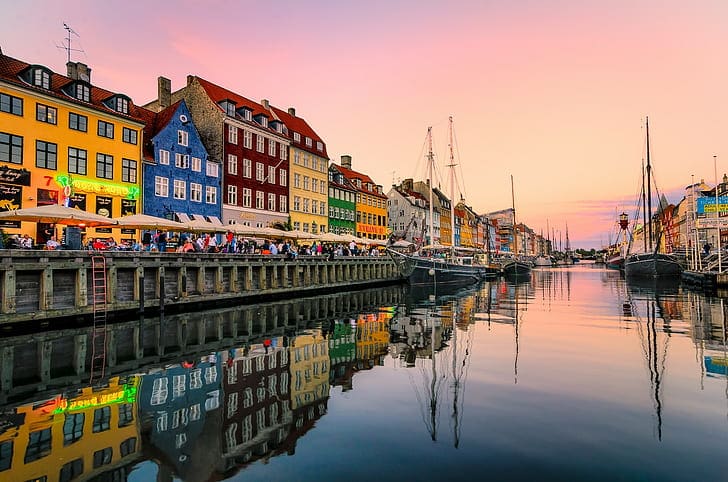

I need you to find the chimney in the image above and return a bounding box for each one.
[66,61,91,82]
[341,155,352,169]
[261,99,270,109]
[158,76,171,110]
[187,75,194,86]
[287,107,296,117]
[402,178,413,191]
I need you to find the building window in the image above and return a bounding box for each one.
[68,147,87,175]
[173,180,186,200]
[316,141,323,151]
[320,202,326,216]
[178,130,189,146]
[93,407,111,433]
[256,135,264,153]
[279,195,287,212]
[63,413,85,446]
[294,151,300,165]
[228,125,237,144]
[122,127,137,144]
[243,109,252,121]
[206,162,219,178]
[0,93,23,116]
[256,162,264,181]
[175,153,189,169]
[0,132,23,165]
[280,169,287,186]
[190,183,202,202]
[33,68,50,89]
[122,158,137,183]
[96,153,113,179]
[280,143,287,160]
[303,198,309,213]
[268,166,276,184]
[320,181,326,194]
[243,158,251,178]
[293,132,300,143]
[206,186,217,204]
[68,112,87,132]
[243,130,252,149]
[303,176,309,191]
[159,149,170,165]
[155,176,169,197]
[36,103,57,124]
[242,188,251,207]
[97,120,114,139]
[120,437,137,457]
[191,156,201,172]
[224,101,235,116]
[312,178,318,193]
[256,191,264,209]
[312,200,318,215]
[115,97,129,114]
[93,447,112,468]
[268,140,276,156]
[305,137,312,147]
[0,440,12,472]
[268,192,275,211]
[293,173,300,188]
[75,83,90,102]
[228,154,238,175]
[60,458,84,480]
[118,403,134,427]
[227,185,237,205]
[35,140,57,169]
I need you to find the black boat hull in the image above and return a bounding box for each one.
[388,250,488,286]
[624,253,682,278]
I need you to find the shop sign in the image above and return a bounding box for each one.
[0,165,31,186]
[0,183,22,228]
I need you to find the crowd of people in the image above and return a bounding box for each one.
[0,227,385,258]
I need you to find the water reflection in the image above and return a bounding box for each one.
[4,269,728,480]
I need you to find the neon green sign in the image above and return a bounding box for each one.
[56,175,140,200]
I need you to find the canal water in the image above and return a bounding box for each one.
[2,264,728,481]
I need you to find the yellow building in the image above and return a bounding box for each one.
[0,52,145,244]
[288,330,330,410]
[271,106,329,234]
[332,155,388,241]
[0,376,140,482]
[356,312,392,365]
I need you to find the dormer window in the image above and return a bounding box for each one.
[33,68,51,89]
[293,132,301,143]
[356,179,362,188]
[254,115,268,128]
[115,97,129,114]
[220,100,236,117]
[238,108,252,121]
[271,121,283,133]
[75,83,90,102]
[305,137,312,147]
[316,141,323,151]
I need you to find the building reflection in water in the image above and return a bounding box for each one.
[0,286,398,481]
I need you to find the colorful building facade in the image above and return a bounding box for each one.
[328,166,356,235]
[0,52,145,243]
[332,155,388,241]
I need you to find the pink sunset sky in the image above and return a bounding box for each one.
[3,0,727,248]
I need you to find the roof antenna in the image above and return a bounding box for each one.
[56,23,84,63]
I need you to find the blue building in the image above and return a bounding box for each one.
[142,100,221,224]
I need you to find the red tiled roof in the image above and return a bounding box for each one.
[0,52,150,124]
[331,163,387,199]
[193,76,327,157]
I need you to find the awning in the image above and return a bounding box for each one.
[176,212,191,223]
[208,216,224,226]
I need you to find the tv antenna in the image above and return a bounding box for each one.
[56,23,84,63]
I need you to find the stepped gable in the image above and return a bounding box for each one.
[0,51,150,123]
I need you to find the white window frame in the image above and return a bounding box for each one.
[155,176,169,197]
[242,188,252,207]
[190,183,202,202]
[293,173,300,188]
[205,186,217,204]
[206,161,219,178]
[228,154,238,175]
[227,185,237,205]
[256,162,265,181]
[159,149,170,165]
[268,166,276,184]
[280,169,287,186]
[175,153,189,169]
[305,137,312,147]
[268,140,276,157]
[228,124,238,144]
[191,156,201,172]
[280,195,287,213]
[268,192,275,211]
[256,135,265,153]
[280,143,287,160]
[173,179,186,200]
[256,191,264,210]
[243,158,252,178]
[293,196,300,211]
[243,130,252,149]
[178,130,189,146]
[293,132,301,143]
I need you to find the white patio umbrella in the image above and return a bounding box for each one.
[281,229,322,240]
[184,219,228,233]
[0,204,117,227]
[112,213,187,231]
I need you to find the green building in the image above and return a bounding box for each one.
[328,165,356,235]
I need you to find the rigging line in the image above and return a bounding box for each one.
[451,121,468,202]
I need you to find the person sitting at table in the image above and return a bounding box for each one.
[20,234,33,249]
[92,238,107,250]
[106,237,117,250]
[45,236,60,250]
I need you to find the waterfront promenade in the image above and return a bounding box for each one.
[0,250,400,325]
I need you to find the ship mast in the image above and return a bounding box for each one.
[427,127,435,247]
[646,116,653,251]
[511,175,517,256]
[448,116,457,258]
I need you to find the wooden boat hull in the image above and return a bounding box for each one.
[388,249,486,286]
[624,253,682,278]
[606,255,624,271]
[502,260,532,278]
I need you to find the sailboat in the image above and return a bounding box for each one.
[606,211,630,271]
[624,117,682,278]
[388,118,487,286]
[533,225,552,267]
[501,175,532,277]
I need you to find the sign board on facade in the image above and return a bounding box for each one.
[697,197,728,214]
[696,218,728,229]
